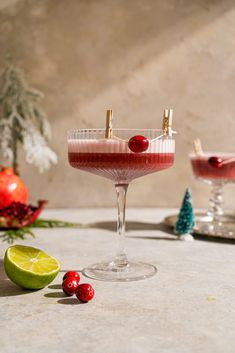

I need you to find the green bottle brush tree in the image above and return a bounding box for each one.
[175,188,195,241]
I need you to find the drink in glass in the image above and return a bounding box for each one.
[68,110,175,281]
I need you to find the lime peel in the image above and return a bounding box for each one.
[4,245,60,289]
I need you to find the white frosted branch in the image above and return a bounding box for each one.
[0,62,58,172]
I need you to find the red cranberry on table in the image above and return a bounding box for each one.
[63,271,80,282]
[208,156,223,168]
[62,277,79,296]
[128,135,149,153]
[76,283,95,302]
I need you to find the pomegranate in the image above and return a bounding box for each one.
[0,200,47,228]
[0,167,28,209]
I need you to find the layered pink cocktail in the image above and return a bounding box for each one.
[67,126,176,282]
[68,138,174,184]
[190,151,235,237]
[190,153,235,182]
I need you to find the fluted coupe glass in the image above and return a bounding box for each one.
[68,129,175,281]
[190,152,235,237]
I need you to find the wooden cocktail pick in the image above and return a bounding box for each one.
[105,109,113,139]
[104,110,125,141]
[162,108,175,137]
[162,109,169,133]
[193,138,203,155]
[167,109,173,137]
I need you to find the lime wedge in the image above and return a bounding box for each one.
[4,245,60,290]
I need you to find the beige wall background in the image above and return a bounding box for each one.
[0,0,235,209]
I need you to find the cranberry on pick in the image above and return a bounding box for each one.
[76,283,95,303]
[208,156,223,168]
[62,277,79,296]
[128,135,149,153]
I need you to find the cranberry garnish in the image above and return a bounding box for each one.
[76,283,95,302]
[128,135,149,153]
[62,277,79,296]
[63,271,80,282]
[208,156,223,168]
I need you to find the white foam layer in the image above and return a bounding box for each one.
[68,138,175,153]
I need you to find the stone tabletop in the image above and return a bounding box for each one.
[1,208,235,353]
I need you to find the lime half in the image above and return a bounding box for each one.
[4,245,60,290]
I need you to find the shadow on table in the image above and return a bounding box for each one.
[48,284,62,290]
[88,220,235,244]
[57,298,84,305]
[88,220,169,232]
[44,292,65,298]
[88,220,177,240]
[45,285,84,304]
[0,259,34,297]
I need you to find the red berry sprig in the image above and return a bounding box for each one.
[128,135,149,153]
[62,271,95,303]
[208,156,223,168]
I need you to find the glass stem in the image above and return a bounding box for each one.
[113,183,129,268]
[207,182,224,223]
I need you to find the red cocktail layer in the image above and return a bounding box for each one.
[191,156,235,181]
[69,152,174,183]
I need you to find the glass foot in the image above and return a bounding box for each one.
[82,261,157,282]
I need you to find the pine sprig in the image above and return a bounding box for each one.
[0,218,81,244]
[0,227,35,244]
[31,219,80,228]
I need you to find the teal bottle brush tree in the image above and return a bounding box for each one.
[175,188,195,241]
[0,59,57,175]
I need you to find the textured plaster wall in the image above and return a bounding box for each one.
[0,0,235,208]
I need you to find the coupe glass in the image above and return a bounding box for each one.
[190,152,235,237]
[68,128,175,281]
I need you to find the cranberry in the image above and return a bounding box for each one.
[208,156,223,168]
[76,283,95,302]
[62,277,79,296]
[128,135,149,153]
[63,271,80,282]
